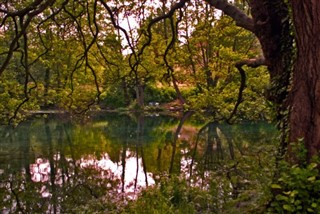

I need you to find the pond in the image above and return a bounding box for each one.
[0,112,277,213]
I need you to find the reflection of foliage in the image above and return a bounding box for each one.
[0,166,120,213]
[102,113,180,171]
[103,113,177,144]
[0,173,47,213]
[181,121,278,213]
[60,167,121,213]
[0,113,278,213]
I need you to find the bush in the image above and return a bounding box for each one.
[269,162,320,213]
[269,142,320,214]
[144,85,176,104]
[124,176,216,214]
[101,86,128,109]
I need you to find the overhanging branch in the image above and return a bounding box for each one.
[138,0,189,61]
[206,0,254,32]
[0,0,56,76]
[227,57,266,123]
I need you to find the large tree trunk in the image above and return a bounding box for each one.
[251,0,320,160]
[288,1,320,159]
[249,0,294,158]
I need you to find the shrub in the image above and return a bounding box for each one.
[269,161,320,213]
[124,176,216,214]
[101,86,128,109]
[144,85,176,104]
[269,141,320,214]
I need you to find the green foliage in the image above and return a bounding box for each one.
[269,141,320,214]
[144,85,177,104]
[101,85,128,109]
[187,88,271,121]
[124,176,216,214]
[0,72,40,124]
[0,0,273,123]
[269,161,320,213]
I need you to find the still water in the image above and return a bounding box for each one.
[0,112,277,213]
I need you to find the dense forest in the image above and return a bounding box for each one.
[0,0,270,123]
[1,0,320,213]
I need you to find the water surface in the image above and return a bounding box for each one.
[0,112,277,213]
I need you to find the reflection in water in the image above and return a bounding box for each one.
[78,152,155,196]
[29,152,155,199]
[31,158,51,183]
[0,112,277,213]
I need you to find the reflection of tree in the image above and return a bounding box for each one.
[188,121,277,202]
[103,112,178,177]
[121,142,127,193]
[20,122,32,183]
[0,114,277,212]
[156,146,162,171]
[204,122,222,170]
[137,114,149,188]
[193,122,237,170]
[120,113,143,193]
[62,122,78,176]
[44,118,58,213]
[187,121,242,201]
[0,114,161,212]
[19,122,33,212]
[0,121,51,213]
[191,122,229,172]
[169,111,193,174]
[105,113,155,193]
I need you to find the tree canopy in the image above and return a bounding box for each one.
[1,0,320,160]
[1,1,320,213]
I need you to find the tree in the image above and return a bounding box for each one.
[1,0,319,160]
[203,0,320,161]
[288,1,320,159]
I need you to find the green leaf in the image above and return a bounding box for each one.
[283,204,294,212]
[283,191,291,195]
[290,190,298,197]
[308,176,316,182]
[271,184,282,189]
[276,195,288,201]
[307,208,314,212]
[294,200,301,206]
[308,163,318,170]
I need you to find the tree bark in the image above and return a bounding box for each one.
[249,0,293,105]
[288,1,320,159]
[136,83,145,108]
